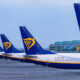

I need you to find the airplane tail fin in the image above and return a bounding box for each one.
[74,3,80,30]
[0,34,23,53]
[20,26,55,55]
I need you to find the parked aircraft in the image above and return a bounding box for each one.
[19,26,80,69]
[0,34,25,59]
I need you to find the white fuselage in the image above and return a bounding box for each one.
[3,52,80,69]
[9,53,80,63]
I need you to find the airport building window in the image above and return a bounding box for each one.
[49,40,80,53]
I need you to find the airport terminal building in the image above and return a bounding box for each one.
[49,40,80,52]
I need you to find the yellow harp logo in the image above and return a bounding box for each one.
[3,42,11,50]
[23,38,35,50]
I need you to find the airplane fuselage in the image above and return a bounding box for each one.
[24,53,80,69]
[4,53,80,69]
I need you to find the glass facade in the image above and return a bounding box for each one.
[49,40,80,52]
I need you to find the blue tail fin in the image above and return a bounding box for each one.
[20,26,55,55]
[0,34,23,53]
[74,3,80,30]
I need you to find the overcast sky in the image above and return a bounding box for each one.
[0,0,80,49]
